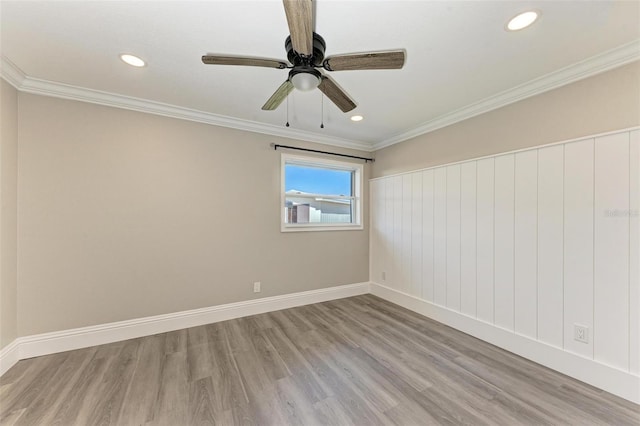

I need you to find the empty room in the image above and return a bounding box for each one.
[0,1,638,425]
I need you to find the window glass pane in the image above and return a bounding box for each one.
[284,197,353,224]
[285,164,352,196]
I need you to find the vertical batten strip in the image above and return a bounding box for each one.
[494,155,516,331]
[629,130,639,374]
[563,139,595,359]
[476,158,495,323]
[402,175,413,295]
[594,132,630,370]
[422,170,435,302]
[385,178,394,287]
[446,165,462,311]
[434,168,448,306]
[514,150,538,338]
[411,173,423,298]
[537,145,564,348]
[460,161,477,317]
[393,176,403,290]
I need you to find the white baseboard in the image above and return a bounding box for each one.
[0,340,20,377]
[0,282,370,376]
[370,282,640,404]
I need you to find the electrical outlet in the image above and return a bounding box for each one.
[253,282,261,293]
[574,324,589,343]
[381,271,386,281]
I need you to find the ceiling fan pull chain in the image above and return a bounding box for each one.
[285,94,290,127]
[320,94,324,129]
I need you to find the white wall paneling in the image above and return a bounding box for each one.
[421,171,435,301]
[369,127,639,402]
[370,180,384,285]
[537,145,564,348]
[460,162,477,317]
[594,132,630,370]
[402,175,413,295]
[434,168,448,306]
[563,139,595,358]
[514,150,538,339]
[392,175,403,291]
[384,178,395,287]
[629,130,639,375]
[494,155,515,331]
[411,173,423,298]
[446,165,462,311]
[476,158,495,323]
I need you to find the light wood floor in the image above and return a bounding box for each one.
[1,295,638,425]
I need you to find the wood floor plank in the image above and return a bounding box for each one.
[0,351,71,415]
[0,408,26,426]
[314,345,399,413]
[187,342,217,383]
[187,376,220,425]
[313,397,357,426]
[187,325,210,348]
[0,359,32,386]
[83,339,141,426]
[206,335,249,413]
[263,328,331,403]
[273,376,321,426]
[116,334,166,425]
[1,295,638,425]
[15,348,96,426]
[47,354,111,425]
[152,351,189,423]
[301,346,391,426]
[164,328,187,354]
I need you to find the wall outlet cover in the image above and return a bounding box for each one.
[574,324,589,344]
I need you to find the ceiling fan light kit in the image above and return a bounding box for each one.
[201,0,405,115]
[290,70,320,91]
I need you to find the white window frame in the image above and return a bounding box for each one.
[281,153,363,232]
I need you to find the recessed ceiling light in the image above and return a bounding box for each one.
[350,115,364,122]
[506,11,539,31]
[120,54,146,67]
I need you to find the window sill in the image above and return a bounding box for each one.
[281,224,364,233]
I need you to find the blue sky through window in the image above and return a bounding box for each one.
[285,164,352,196]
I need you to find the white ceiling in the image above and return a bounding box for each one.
[1,1,639,150]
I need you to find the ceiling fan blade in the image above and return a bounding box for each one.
[202,55,288,69]
[262,80,294,110]
[323,50,406,71]
[283,0,313,55]
[318,75,356,113]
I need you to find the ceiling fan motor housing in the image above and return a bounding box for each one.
[286,32,325,91]
[286,32,326,66]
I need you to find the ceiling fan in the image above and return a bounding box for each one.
[201,0,405,113]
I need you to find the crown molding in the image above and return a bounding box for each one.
[374,39,640,150]
[0,56,26,89]
[3,40,639,153]
[0,56,372,152]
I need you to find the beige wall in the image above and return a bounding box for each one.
[372,61,640,177]
[17,94,369,336]
[0,80,19,349]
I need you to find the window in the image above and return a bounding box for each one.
[281,153,363,232]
